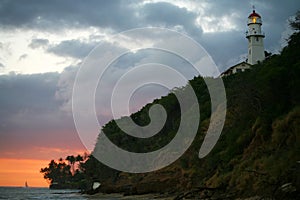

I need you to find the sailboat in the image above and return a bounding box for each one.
[25,181,29,188]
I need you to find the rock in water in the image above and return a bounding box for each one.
[93,182,101,190]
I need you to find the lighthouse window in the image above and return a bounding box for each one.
[249,49,251,55]
[256,37,259,41]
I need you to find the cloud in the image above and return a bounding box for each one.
[199,31,246,71]
[0,72,85,159]
[1,0,299,72]
[141,2,202,38]
[1,0,300,160]
[47,39,97,59]
[0,1,202,37]
[28,38,49,49]
[55,65,79,113]
[0,0,136,31]
[18,54,28,61]
[0,72,60,116]
[200,0,300,48]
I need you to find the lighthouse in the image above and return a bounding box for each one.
[246,9,265,65]
[220,8,266,77]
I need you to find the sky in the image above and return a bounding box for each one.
[0,0,299,187]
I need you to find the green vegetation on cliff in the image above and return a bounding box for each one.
[88,15,300,199]
[41,12,300,199]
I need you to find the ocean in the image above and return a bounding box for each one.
[0,187,170,200]
[0,187,88,200]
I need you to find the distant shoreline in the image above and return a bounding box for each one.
[0,186,61,189]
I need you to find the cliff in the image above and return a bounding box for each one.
[81,32,300,199]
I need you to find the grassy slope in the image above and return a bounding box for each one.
[87,32,300,199]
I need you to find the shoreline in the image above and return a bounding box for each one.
[83,192,175,200]
[84,192,265,200]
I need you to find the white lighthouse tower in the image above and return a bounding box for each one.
[220,8,267,77]
[246,9,265,65]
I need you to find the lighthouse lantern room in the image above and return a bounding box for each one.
[246,9,265,65]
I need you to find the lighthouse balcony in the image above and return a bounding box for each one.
[246,31,265,38]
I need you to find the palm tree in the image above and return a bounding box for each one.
[76,155,83,163]
[74,155,84,175]
[66,155,76,175]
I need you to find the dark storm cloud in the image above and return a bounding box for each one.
[141,2,202,37]
[28,38,49,49]
[0,1,202,35]
[1,0,299,70]
[0,72,60,116]
[0,1,299,41]
[47,39,97,59]
[0,0,136,31]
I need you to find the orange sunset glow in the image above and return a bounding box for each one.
[0,158,50,187]
[0,146,88,187]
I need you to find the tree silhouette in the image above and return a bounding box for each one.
[66,155,76,175]
[76,154,84,163]
[40,160,72,186]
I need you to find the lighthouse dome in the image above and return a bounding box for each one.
[248,10,261,18]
